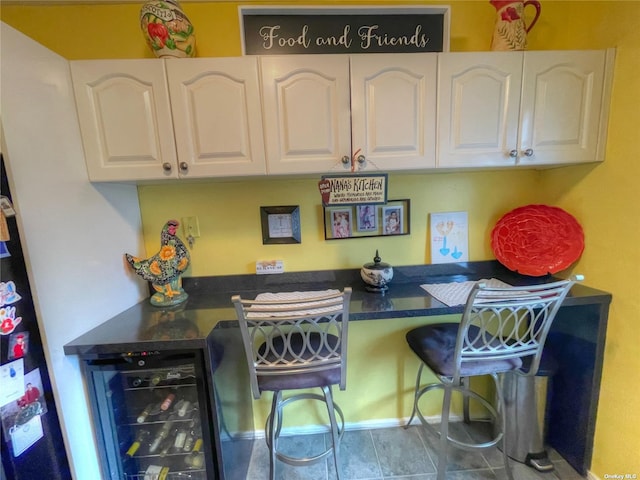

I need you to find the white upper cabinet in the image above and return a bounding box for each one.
[350,53,437,171]
[261,53,437,175]
[437,50,612,169]
[166,57,266,177]
[72,50,612,181]
[518,50,608,166]
[437,52,523,168]
[72,57,265,181]
[260,55,352,175]
[71,59,178,181]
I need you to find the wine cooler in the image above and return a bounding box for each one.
[82,350,219,480]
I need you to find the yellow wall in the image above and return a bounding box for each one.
[536,4,640,475]
[3,1,639,476]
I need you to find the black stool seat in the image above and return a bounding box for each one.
[406,323,522,377]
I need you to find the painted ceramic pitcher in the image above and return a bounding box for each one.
[140,0,196,58]
[490,0,541,51]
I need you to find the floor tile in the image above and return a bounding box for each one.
[247,433,330,480]
[552,460,587,480]
[326,429,382,480]
[443,470,499,479]
[244,424,586,480]
[370,426,436,477]
[414,422,492,473]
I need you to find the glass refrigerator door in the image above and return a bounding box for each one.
[85,351,217,480]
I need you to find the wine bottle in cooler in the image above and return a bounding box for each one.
[125,429,150,457]
[149,415,176,454]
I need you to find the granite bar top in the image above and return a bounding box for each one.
[64,261,611,358]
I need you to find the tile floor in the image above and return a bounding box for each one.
[245,422,586,480]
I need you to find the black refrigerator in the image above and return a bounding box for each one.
[0,155,72,479]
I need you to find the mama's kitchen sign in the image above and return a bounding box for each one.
[240,7,450,55]
[318,174,388,206]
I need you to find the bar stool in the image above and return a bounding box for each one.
[232,288,352,480]
[405,277,581,480]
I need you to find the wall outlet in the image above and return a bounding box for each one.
[182,216,200,238]
[256,260,284,275]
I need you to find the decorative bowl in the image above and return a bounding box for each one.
[361,250,393,293]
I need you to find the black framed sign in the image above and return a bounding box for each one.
[318,173,388,207]
[260,205,301,244]
[240,6,450,55]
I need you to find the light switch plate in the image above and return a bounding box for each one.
[182,216,200,238]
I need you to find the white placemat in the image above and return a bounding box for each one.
[249,289,342,317]
[420,278,512,307]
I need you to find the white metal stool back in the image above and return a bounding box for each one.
[232,287,351,480]
[405,276,581,480]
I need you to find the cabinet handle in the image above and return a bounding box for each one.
[509,150,518,158]
[357,155,366,165]
[522,148,534,157]
[341,155,350,165]
[179,162,189,172]
[162,162,172,172]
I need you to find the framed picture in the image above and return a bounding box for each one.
[324,199,410,240]
[260,205,301,244]
[331,208,353,238]
[356,205,378,232]
[382,205,403,235]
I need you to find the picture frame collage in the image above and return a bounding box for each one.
[324,199,410,240]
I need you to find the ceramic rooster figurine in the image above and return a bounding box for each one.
[125,219,190,307]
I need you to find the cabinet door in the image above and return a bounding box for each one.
[261,55,352,175]
[166,57,266,177]
[518,50,607,166]
[350,54,437,171]
[437,52,523,168]
[71,60,177,181]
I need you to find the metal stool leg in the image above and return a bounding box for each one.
[462,377,471,423]
[266,391,282,480]
[405,363,425,427]
[323,385,342,480]
[437,384,453,480]
[492,373,514,480]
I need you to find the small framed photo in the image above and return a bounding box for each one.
[356,205,378,232]
[324,199,410,240]
[382,205,403,235]
[260,205,301,244]
[331,208,353,238]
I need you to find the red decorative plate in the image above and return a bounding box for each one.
[491,205,584,277]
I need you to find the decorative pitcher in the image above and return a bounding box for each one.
[140,0,196,58]
[490,0,541,51]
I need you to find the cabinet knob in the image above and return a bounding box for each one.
[522,148,534,157]
[179,162,189,172]
[341,155,350,165]
[509,150,518,158]
[162,162,172,172]
[357,155,366,165]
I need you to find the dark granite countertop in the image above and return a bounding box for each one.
[64,261,611,358]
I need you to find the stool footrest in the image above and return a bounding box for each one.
[266,390,345,469]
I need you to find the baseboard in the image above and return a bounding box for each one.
[237,415,461,440]
[586,472,601,480]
